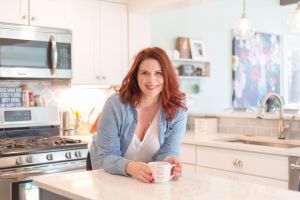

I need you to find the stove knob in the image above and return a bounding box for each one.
[75,150,82,158]
[26,156,33,163]
[16,157,24,165]
[65,152,72,159]
[46,154,53,161]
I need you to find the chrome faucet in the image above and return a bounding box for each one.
[257,92,295,139]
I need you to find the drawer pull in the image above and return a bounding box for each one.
[233,159,243,168]
[290,164,300,170]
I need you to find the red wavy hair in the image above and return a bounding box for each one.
[118,47,187,121]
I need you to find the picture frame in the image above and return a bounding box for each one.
[283,33,300,109]
[232,32,281,109]
[189,39,206,60]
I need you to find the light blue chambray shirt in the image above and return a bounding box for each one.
[90,93,187,176]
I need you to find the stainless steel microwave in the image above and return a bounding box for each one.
[0,23,72,79]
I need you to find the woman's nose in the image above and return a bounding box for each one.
[148,74,158,82]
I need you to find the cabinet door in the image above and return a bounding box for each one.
[97,1,128,85]
[68,0,98,85]
[180,144,196,165]
[196,146,288,181]
[30,0,67,28]
[0,0,28,25]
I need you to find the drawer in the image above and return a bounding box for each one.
[196,146,288,181]
[180,144,196,165]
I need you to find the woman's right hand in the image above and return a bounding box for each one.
[125,161,154,183]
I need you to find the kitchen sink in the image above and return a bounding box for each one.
[227,139,300,148]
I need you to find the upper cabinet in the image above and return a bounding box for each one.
[96,1,128,85]
[0,0,28,25]
[70,0,128,85]
[66,0,98,85]
[128,0,209,14]
[0,0,67,28]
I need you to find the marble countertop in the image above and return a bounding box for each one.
[189,112,300,120]
[182,131,300,157]
[64,131,300,157]
[33,169,300,200]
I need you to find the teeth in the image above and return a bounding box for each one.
[146,85,157,89]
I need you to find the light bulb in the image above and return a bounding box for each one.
[233,13,255,40]
[233,0,255,40]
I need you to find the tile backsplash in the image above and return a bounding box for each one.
[188,115,300,140]
[0,80,113,125]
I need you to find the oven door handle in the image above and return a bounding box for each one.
[0,164,85,181]
[290,163,300,170]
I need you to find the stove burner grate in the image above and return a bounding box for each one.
[0,136,83,154]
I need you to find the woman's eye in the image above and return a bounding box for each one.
[140,71,148,75]
[156,71,163,75]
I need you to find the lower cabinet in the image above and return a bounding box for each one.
[182,164,196,174]
[180,143,289,189]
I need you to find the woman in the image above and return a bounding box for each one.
[90,47,187,183]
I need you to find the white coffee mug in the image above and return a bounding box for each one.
[148,161,175,183]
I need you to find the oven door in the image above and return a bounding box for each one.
[0,160,86,200]
[0,25,71,79]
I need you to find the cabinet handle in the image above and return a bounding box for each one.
[96,75,101,80]
[31,16,37,21]
[102,76,106,80]
[22,15,27,19]
[290,164,300,170]
[233,159,243,168]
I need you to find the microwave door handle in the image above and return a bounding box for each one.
[49,35,57,75]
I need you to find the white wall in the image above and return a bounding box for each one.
[150,0,295,114]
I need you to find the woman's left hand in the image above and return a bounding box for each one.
[163,156,182,180]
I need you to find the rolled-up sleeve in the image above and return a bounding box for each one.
[90,97,130,176]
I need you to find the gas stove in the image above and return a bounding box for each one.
[0,107,88,172]
[0,136,88,169]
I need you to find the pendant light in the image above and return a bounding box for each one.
[233,0,255,40]
[287,1,300,33]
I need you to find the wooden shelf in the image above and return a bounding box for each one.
[178,76,206,80]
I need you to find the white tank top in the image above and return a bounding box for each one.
[124,108,161,162]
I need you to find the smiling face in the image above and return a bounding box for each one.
[137,58,164,101]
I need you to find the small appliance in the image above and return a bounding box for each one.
[0,22,72,79]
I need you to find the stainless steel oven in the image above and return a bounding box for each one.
[0,22,72,79]
[0,107,88,200]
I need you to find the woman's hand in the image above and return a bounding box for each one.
[164,156,182,180]
[125,161,154,183]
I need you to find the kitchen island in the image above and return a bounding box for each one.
[33,169,300,200]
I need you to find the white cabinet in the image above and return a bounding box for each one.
[196,146,288,189]
[67,0,98,85]
[0,0,28,25]
[71,0,128,85]
[0,0,67,28]
[96,1,128,85]
[180,142,288,189]
[180,144,197,174]
[180,144,196,165]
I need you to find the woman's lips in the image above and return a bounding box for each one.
[145,85,158,90]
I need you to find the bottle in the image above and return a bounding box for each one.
[21,84,29,107]
[29,92,35,107]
